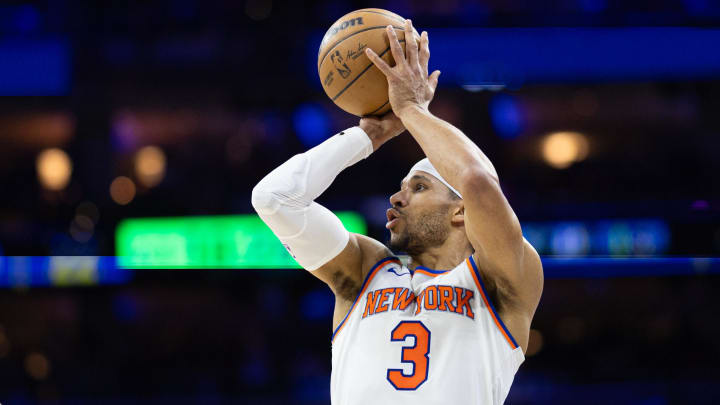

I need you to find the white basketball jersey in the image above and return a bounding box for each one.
[330,255,525,405]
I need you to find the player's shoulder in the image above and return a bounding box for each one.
[353,233,396,276]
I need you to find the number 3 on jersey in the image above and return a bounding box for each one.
[387,320,431,390]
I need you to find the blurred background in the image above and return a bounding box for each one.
[1,0,720,404]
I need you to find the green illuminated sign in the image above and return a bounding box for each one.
[115,213,367,269]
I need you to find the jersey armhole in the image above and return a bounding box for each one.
[466,256,520,350]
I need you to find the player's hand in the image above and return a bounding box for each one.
[365,19,441,118]
[359,110,405,151]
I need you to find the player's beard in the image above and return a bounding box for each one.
[388,206,450,256]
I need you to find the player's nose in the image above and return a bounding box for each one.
[389,189,407,208]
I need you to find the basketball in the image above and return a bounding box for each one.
[317,8,418,117]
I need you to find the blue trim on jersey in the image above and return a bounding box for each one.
[331,256,401,342]
[467,255,520,349]
[414,265,450,274]
[388,267,411,277]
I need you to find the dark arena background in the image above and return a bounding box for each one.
[1,1,720,404]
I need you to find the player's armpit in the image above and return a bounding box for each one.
[313,233,393,303]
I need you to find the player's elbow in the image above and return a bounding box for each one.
[458,165,499,197]
[251,184,277,215]
[252,155,308,214]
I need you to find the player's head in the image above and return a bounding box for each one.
[387,158,464,256]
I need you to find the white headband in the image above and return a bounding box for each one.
[408,158,462,198]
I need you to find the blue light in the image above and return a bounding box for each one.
[293,103,330,147]
[0,257,130,288]
[489,94,525,139]
[632,220,670,255]
[425,28,720,84]
[0,38,70,95]
[550,222,590,256]
[528,219,671,256]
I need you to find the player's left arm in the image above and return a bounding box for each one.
[397,107,543,309]
[367,21,543,323]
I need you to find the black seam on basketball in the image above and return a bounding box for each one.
[331,40,405,102]
[318,25,405,69]
[368,99,390,115]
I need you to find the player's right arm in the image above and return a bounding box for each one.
[250,114,403,327]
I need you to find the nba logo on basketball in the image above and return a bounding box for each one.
[330,50,352,78]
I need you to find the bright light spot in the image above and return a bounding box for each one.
[36,148,73,190]
[526,329,544,356]
[110,176,136,205]
[25,352,51,380]
[134,146,166,187]
[541,131,589,169]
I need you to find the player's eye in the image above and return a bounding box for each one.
[415,183,426,191]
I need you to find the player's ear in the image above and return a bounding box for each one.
[450,200,465,226]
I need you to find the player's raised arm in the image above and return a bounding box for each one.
[366,21,543,317]
[250,114,402,299]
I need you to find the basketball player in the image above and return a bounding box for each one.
[252,20,543,404]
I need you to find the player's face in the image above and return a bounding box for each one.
[386,171,457,255]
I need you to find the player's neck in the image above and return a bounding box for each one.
[408,232,474,271]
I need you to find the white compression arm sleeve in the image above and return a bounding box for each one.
[251,126,373,270]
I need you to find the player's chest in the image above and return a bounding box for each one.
[360,272,478,322]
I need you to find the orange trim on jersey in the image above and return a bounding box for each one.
[331,257,401,343]
[466,257,519,350]
[413,268,449,278]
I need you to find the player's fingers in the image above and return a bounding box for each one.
[419,31,430,77]
[429,70,441,92]
[386,25,405,67]
[365,48,393,76]
[404,20,419,69]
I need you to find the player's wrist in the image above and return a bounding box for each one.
[357,122,389,152]
[396,103,429,120]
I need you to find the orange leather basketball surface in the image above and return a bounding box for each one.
[317,8,418,117]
